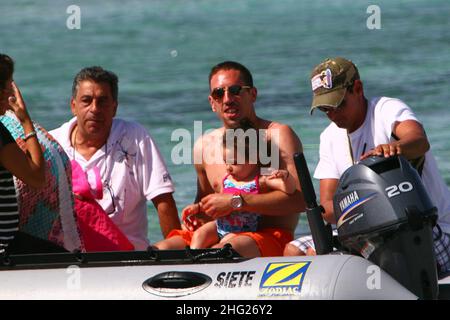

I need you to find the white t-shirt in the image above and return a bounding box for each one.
[50,118,175,250]
[314,97,450,234]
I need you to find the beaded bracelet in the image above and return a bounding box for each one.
[23,131,37,141]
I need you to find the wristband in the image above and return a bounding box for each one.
[23,131,37,141]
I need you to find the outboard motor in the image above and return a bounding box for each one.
[334,155,438,299]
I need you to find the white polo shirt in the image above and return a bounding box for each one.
[314,97,450,234]
[50,117,175,249]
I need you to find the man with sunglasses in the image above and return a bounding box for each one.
[158,61,305,257]
[284,57,450,278]
[50,66,181,250]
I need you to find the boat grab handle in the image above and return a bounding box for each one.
[142,271,212,297]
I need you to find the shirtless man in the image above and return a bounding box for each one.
[156,61,305,257]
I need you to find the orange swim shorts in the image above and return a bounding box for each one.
[166,227,293,257]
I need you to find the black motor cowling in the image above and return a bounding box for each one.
[333,155,438,299]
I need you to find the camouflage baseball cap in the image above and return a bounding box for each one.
[310,57,359,114]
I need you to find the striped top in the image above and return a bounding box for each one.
[0,122,19,253]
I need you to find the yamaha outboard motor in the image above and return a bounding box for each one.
[334,155,438,299]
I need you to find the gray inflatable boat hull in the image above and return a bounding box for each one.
[0,254,419,299]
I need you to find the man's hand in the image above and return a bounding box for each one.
[181,203,200,231]
[360,142,401,160]
[181,203,211,231]
[200,193,234,219]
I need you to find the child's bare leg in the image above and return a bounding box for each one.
[154,236,187,250]
[190,221,220,249]
[216,233,236,245]
[213,233,261,258]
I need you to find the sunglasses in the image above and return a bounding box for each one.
[211,85,252,100]
[104,182,117,215]
[318,98,347,113]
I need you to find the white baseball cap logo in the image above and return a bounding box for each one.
[311,68,333,91]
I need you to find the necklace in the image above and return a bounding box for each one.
[71,126,110,184]
[347,132,367,165]
[347,132,355,165]
[71,125,117,214]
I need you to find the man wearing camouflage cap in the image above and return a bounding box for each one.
[284,57,450,278]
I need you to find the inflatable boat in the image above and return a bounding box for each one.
[0,154,449,300]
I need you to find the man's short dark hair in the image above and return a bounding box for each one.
[72,66,119,101]
[0,54,14,91]
[209,61,254,88]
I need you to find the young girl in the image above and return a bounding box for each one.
[159,125,295,251]
[0,54,45,253]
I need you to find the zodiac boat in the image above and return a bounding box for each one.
[0,155,449,300]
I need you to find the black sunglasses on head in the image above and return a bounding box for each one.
[211,85,252,100]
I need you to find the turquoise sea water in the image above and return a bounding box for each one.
[1,0,450,243]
